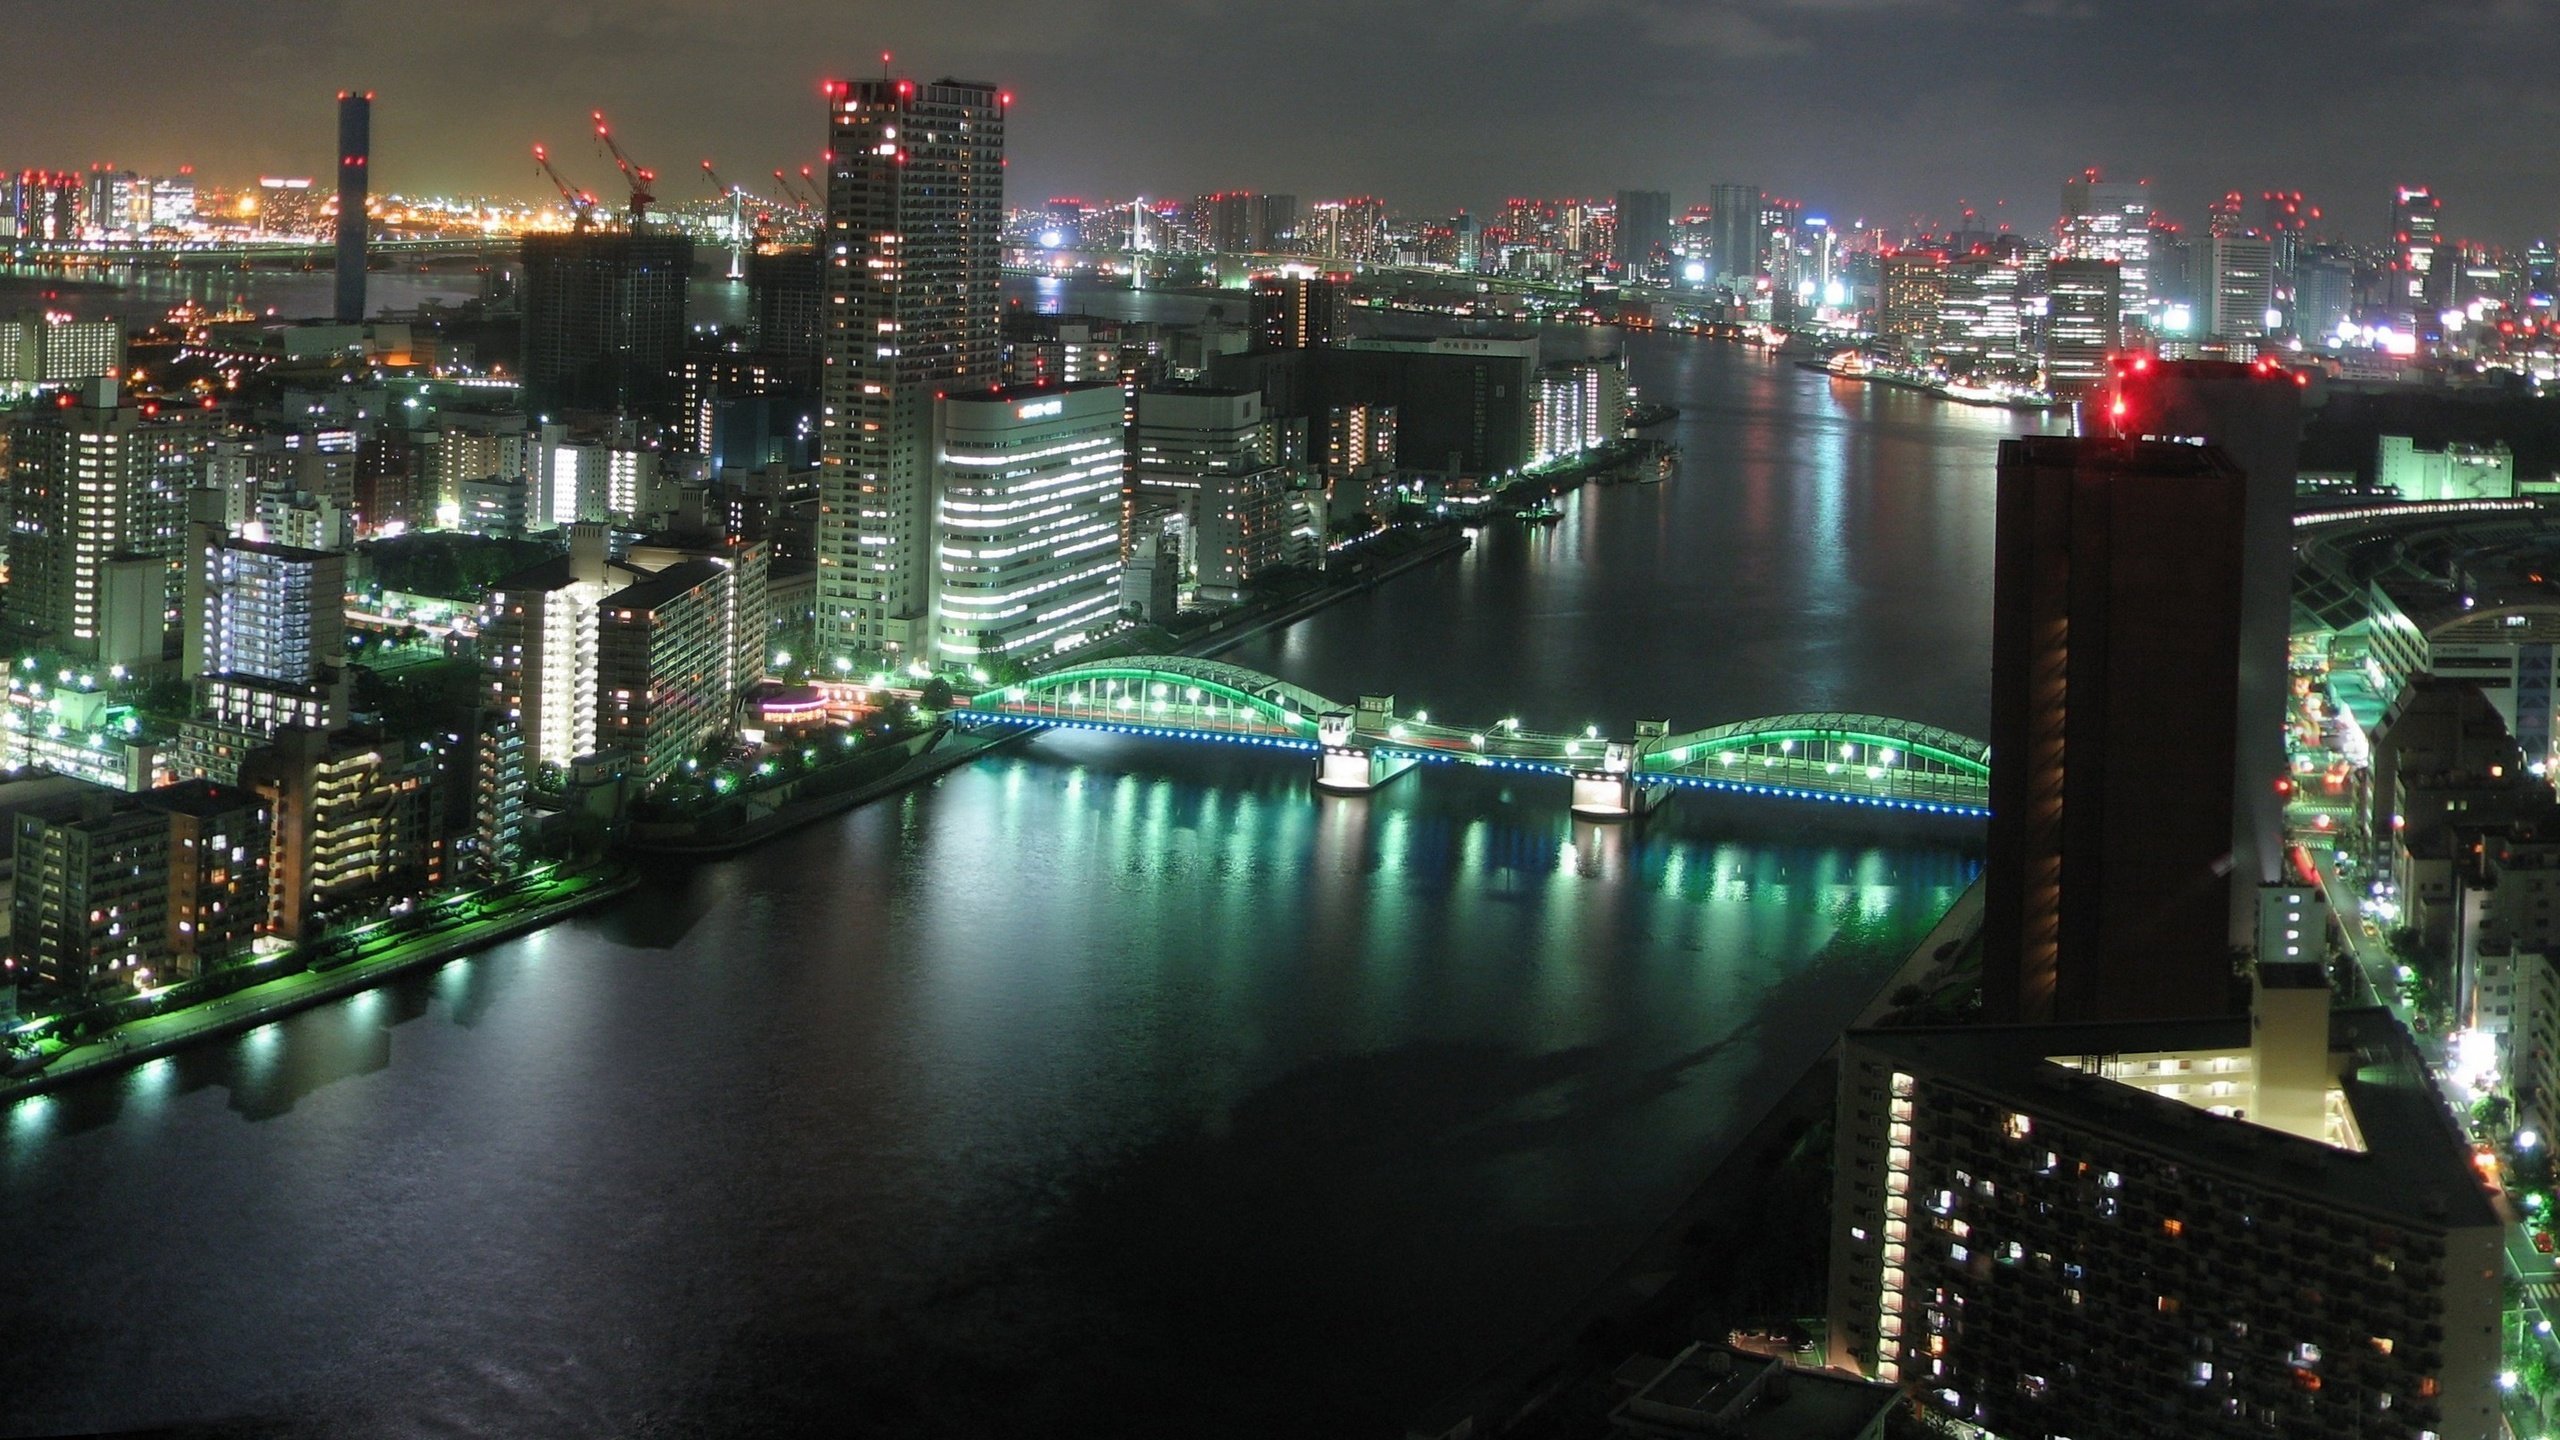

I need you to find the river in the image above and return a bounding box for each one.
[0,277,2054,1438]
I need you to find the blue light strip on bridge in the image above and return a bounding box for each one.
[952,712,1987,819]
[951,710,1321,753]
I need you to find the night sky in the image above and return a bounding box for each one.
[15,0,2560,242]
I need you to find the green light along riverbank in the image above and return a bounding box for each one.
[0,866,638,1105]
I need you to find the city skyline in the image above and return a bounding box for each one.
[13,0,2560,243]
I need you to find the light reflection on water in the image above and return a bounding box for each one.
[0,281,2007,1438]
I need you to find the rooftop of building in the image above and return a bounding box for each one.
[603,558,727,613]
[2000,432,2249,479]
[940,379,1122,405]
[1610,1344,1897,1440]
[1846,1005,2499,1233]
[138,778,262,818]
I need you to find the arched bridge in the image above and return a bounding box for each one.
[953,656,1987,821]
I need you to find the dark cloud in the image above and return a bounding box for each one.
[5,0,2556,240]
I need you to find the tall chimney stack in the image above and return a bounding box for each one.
[335,90,372,324]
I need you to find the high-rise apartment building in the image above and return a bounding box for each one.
[480,527,626,771]
[518,231,694,425]
[335,90,371,324]
[2059,170,2152,337]
[1251,273,1348,351]
[183,515,348,736]
[1707,182,1765,288]
[930,383,1124,667]
[596,559,738,785]
[241,725,439,941]
[1826,972,2500,1440]
[1984,435,2251,1024]
[1612,189,1671,280]
[2042,259,2121,394]
[7,377,202,661]
[9,780,269,995]
[816,73,1006,664]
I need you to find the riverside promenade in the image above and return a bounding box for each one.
[1,866,638,1105]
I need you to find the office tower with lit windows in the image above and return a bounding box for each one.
[817,72,1006,664]
[2204,234,2275,341]
[930,382,1123,668]
[1612,189,1671,280]
[2392,185,2445,324]
[8,377,202,662]
[1879,250,1948,352]
[2042,259,2121,394]
[0,309,124,390]
[334,90,371,324]
[2059,170,2152,337]
[518,231,694,425]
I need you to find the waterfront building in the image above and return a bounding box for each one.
[1212,335,1537,481]
[7,779,267,996]
[183,512,347,737]
[816,71,1006,666]
[6,376,203,662]
[625,531,771,708]
[1935,256,2027,372]
[1251,272,1348,351]
[2058,170,2152,337]
[470,717,527,879]
[240,725,440,941]
[2040,259,2120,395]
[149,780,270,977]
[597,559,736,785]
[1532,359,1627,462]
[518,231,693,425]
[931,382,1124,668]
[0,309,124,393]
[1193,466,1295,605]
[1878,250,1947,354]
[10,786,177,995]
[1984,434,2252,1023]
[1825,970,2501,1440]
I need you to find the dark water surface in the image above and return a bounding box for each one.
[0,282,2046,1438]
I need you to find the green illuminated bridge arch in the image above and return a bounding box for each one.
[956,657,1989,818]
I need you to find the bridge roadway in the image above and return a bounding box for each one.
[951,656,1988,822]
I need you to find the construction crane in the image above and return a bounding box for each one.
[771,165,822,214]
[531,143,598,232]
[701,159,746,279]
[590,110,656,227]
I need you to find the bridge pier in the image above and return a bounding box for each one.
[1314,712,1419,794]
[1569,739,1669,821]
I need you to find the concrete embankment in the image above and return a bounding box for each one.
[2,870,641,1105]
